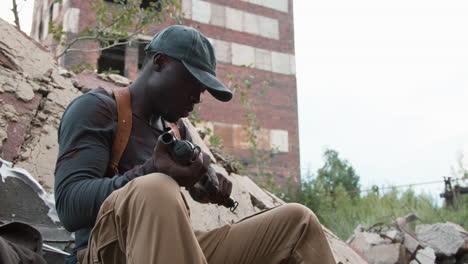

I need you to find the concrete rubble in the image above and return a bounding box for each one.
[348,213,468,264]
[416,223,468,261]
[0,18,367,263]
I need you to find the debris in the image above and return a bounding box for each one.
[366,243,405,264]
[403,233,421,256]
[15,80,35,102]
[250,193,267,210]
[97,73,132,86]
[410,247,436,264]
[349,232,390,256]
[58,67,74,78]
[416,223,467,257]
[0,158,59,224]
[347,224,366,244]
[384,229,404,243]
[211,148,240,175]
[348,216,468,264]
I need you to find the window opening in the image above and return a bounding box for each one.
[97,40,126,75]
[103,0,127,4]
[49,4,53,23]
[140,0,160,10]
[103,0,160,9]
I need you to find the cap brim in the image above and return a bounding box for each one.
[182,61,233,102]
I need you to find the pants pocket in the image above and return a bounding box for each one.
[96,241,125,264]
[87,194,123,264]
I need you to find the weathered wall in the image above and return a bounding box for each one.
[0,18,83,190]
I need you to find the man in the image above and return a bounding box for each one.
[55,25,336,264]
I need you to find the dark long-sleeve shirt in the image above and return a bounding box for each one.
[54,88,164,252]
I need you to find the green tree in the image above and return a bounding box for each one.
[285,149,467,240]
[49,0,182,58]
[316,149,360,193]
[10,0,22,30]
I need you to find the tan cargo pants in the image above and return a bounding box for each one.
[77,173,336,264]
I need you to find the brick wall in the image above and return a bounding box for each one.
[31,0,300,183]
[184,0,299,182]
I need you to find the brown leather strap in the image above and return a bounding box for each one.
[107,87,132,175]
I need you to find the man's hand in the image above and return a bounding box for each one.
[188,167,233,206]
[152,132,210,187]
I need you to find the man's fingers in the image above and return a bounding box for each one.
[189,184,210,203]
[224,177,232,200]
[189,151,204,173]
[201,150,211,173]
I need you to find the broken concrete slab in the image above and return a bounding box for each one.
[14,79,83,191]
[15,79,35,102]
[74,70,128,92]
[403,232,421,256]
[385,229,404,243]
[366,243,405,264]
[110,73,132,86]
[0,158,73,264]
[97,73,132,87]
[410,246,436,264]
[15,123,61,191]
[0,18,55,79]
[416,223,466,257]
[349,232,390,256]
[446,222,468,252]
[347,224,366,244]
[394,214,418,240]
[324,227,369,264]
[0,158,59,225]
[0,91,42,161]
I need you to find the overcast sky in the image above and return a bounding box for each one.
[294,0,468,198]
[1,0,467,199]
[1,0,34,34]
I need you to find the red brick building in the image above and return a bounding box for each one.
[31,0,300,183]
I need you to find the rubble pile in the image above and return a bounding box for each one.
[0,19,366,263]
[348,214,468,264]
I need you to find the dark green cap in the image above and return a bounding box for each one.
[145,25,233,102]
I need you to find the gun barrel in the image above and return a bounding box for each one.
[160,132,176,145]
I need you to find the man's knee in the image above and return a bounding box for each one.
[280,203,322,229]
[125,173,180,204]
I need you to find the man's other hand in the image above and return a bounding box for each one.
[188,167,233,206]
[153,132,209,187]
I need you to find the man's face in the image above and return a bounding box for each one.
[152,57,206,122]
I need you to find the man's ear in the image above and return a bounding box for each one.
[152,53,167,72]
